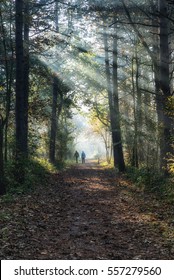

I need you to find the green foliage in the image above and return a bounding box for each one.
[167,151,174,175]
[165,96,174,117]
[126,166,174,202]
[53,160,66,170]
[169,161,174,174]
[100,159,114,167]
[4,157,56,195]
[127,166,165,191]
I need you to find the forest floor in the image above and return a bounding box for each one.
[0,160,174,259]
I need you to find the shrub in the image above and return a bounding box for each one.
[4,157,56,195]
[127,166,166,192]
[126,166,174,202]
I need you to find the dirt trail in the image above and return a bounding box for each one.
[0,161,174,259]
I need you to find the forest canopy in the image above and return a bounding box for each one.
[0,0,174,195]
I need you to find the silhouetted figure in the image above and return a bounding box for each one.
[81,151,86,164]
[74,151,79,163]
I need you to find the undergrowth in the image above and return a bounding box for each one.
[3,157,57,198]
[126,166,174,202]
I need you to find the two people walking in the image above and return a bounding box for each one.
[74,150,86,164]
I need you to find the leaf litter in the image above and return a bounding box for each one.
[0,161,174,259]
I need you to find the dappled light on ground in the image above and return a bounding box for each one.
[0,161,174,259]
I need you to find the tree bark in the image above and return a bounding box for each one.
[15,0,27,157]
[15,0,30,182]
[159,0,173,172]
[0,5,14,162]
[0,115,6,195]
[131,56,138,168]
[103,24,125,172]
[49,77,58,163]
[122,0,174,173]
[49,1,60,164]
[23,0,30,156]
[112,25,125,172]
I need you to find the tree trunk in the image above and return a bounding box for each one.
[49,77,58,163]
[15,0,27,157]
[49,2,60,164]
[103,27,115,164]
[0,6,14,162]
[112,26,125,172]
[122,0,173,173]
[0,115,6,195]
[15,0,30,183]
[159,0,173,172]
[153,35,164,170]
[23,0,29,156]
[131,56,139,168]
[103,24,125,172]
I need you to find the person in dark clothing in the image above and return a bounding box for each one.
[74,151,79,163]
[81,151,86,163]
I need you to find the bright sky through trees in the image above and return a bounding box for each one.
[35,1,111,157]
[0,0,173,200]
[72,110,106,158]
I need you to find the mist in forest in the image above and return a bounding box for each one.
[72,111,106,159]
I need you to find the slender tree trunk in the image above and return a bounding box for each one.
[151,2,167,171]
[0,115,6,195]
[103,27,116,165]
[159,0,173,172]
[15,0,29,158]
[112,26,125,172]
[0,6,14,162]
[49,1,59,163]
[135,50,144,164]
[5,2,15,162]
[103,24,125,171]
[153,36,164,170]
[55,0,59,33]
[122,0,173,173]
[23,0,29,156]
[15,0,30,183]
[49,78,58,163]
[131,57,138,167]
[15,0,26,157]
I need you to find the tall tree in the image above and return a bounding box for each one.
[49,76,59,163]
[0,1,14,194]
[23,0,29,157]
[121,0,174,173]
[159,0,173,172]
[103,22,125,172]
[15,0,26,157]
[49,0,59,164]
[0,114,6,195]
[15,0,30,182]
[112,22,125,172]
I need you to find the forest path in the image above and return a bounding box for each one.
[0,160,174,259]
